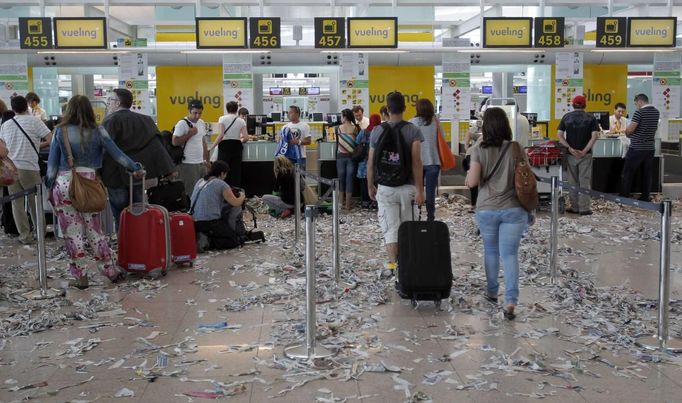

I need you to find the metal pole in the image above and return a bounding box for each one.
[24,185,63,300]
[332,179,340,283]
[294,164,301,243]
[636,200,682,353]
[284,206,335,360]
[549,176,559,284]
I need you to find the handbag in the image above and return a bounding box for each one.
[511,141,538,212]
[62,126,108,213]
[436,121,456,171]
[12,118,47,176]
[0,156,18,186]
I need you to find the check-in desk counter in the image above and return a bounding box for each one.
[529,137,662,194]
[241,141,277,197]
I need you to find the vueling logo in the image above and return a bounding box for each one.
[169,92,222,109]
[586,89,612,106]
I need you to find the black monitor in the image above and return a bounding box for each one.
[591,111,609,131]
[271,112,281,122]
[312,112,324,122]
[326,113,342,126]
[520,112,537,127]
[246,115,268,135]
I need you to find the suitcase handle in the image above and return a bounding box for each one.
[410,202,422,221]
[128,172,147,215]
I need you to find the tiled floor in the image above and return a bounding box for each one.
[1,197,681,403]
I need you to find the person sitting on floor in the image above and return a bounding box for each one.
[262,155,298,218]
[190,160,245,251]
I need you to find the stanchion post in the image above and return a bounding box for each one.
[331,179,340,284]
[636,200,682,353]
[549,176,559,284]
[294,164,301,243]
[284,205,335,360]
[24,185,63,300]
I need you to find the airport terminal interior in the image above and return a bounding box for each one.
[1,1,682,402]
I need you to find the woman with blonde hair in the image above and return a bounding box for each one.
[262,155,297,217]
[45,95,144,289]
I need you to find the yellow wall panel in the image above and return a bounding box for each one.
[368,65,435,120]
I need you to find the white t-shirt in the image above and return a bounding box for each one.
[173,118,206,164]
[218,114,246,141]
[284,121,312,158]
[609,115,627,133]
[358,116,370,130]
[516,113,530,147]
[0,115,50,170]
[31,106,48,122]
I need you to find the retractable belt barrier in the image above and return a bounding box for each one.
[1,185,64,300]
[541,175,681,354]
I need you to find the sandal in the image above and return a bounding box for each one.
[69,276,89,290]
[503,305,516,321]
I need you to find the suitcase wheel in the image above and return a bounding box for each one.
[434,300,442,309]
[410,299,417,308]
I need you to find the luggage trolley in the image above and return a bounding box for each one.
[526,141,566,213]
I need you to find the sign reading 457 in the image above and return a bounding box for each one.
[19,18,53,49]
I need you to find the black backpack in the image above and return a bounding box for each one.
[147,178,190,212]
[161,118,193,165]
[373,121,410,187]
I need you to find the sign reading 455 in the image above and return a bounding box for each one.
[19,18,53,49]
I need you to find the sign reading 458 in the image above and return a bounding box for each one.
[19,18,53,49]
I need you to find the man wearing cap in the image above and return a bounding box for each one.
[557,95,599,215]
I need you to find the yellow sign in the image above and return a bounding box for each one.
[369,66,435,119]
[54,18,107,49]
[628,18,677,47]
[347,18,397,48]
[156,66,223,132]
[483,18,532,48]
[195,18,247,48]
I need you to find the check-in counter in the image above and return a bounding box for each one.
[241,141,277,197]
[529,137,663,194]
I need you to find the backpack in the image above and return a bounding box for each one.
[161,118,193,165]
[373,121,410,187]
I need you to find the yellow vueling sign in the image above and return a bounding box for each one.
[156,66,223,132]
[368,66,435,120]
[483,18,532,48]
[195,18,247,49]
[54,18,107,49]
[347,18,397,48]
[628,18,677,47]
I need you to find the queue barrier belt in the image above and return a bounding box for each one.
[535,176,664,213]
[0,188,37,205]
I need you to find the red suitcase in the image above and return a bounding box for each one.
[169,212,196,266]
[117,175,171,278]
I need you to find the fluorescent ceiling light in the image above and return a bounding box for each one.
[37,50,129,54]
[320,50,408,54]
[181,50,271,54]
[590,48,678,52]
[458,49,545,53]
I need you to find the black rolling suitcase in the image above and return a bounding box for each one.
[396,208,452,308]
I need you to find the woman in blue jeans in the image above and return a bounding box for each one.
[465,107,530,320]
[409,99,444,221]
[335,109,360,210]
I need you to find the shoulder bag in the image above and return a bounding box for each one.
[511,141,538,211]
[12,118,47,176]
[0,156,18,186]
[62,126,108,213]
[436,120,456,171]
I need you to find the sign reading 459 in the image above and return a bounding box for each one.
[19,18,53,49]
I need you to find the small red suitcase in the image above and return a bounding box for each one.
[117,175,171,278]
[169,212,196,265]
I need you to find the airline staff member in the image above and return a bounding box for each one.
[609,102,627,134]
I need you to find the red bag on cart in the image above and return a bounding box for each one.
[169,212,196,265]
[526,141,561,167]
[118,174,171,278]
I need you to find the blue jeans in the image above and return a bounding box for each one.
[108,184,142,230]
[475,207,528,305]
[423,165,440,221]
[336,156,356,193]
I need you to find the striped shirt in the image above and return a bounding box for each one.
[630,105,659,151]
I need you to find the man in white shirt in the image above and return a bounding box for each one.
[352,105,370,130]
[609,102,627,134]
[516,112,530,148]
[26,92,48,122]
[0,96,51,244]
[284,105,312,167]
[173,100,209,196]
[211,101,250,187]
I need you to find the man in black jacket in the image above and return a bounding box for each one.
[102,88,175,227]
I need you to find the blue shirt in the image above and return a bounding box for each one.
[190,178,230,221]
[45,124,141,189]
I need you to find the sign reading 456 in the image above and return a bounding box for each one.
[19,18,53,49]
